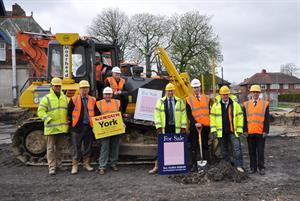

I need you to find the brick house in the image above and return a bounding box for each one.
[239,69,300,104]
[0,2,46,104]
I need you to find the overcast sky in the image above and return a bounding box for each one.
[4,0,300,83]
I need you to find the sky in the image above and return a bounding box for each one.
[3,0,300,84]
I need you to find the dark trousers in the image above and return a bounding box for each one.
[113,93,128,113]
[220,132,243,167]
[188,126,209,161]
[96,81,104,99]
[165,124,175,133]
[247,134,265,170]
[71,126,93,161]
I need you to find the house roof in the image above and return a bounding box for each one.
[239,69,300,85]
[215,75,231,85]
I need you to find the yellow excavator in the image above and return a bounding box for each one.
[12,32,192,164]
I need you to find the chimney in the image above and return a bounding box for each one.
[12,4,26,16]
[261,69,267,74]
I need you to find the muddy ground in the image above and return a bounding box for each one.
[0,124,300,201]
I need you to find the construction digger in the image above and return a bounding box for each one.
[12,32,193,164]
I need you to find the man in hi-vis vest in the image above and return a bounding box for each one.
[37,77,69,175]
[105,66,128,113]
[243,85,269,175]
[186,79,210,171]
[95,87,122,175]
[68,80,96,174]
[149,83,187,174]
[210,86,245,172]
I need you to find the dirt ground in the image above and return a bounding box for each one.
[0,125,299,201]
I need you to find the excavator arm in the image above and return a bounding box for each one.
[156,46,192,98]
[17,31,54,77]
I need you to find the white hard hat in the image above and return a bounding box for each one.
[103,87,113,94]
[191,79,201,87]
[112,66,121,74]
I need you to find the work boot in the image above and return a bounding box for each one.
[148,160,158,174]
[111,165,119,171]
[49,168,56,175]
[83,158,94,172]
[249,168,257,174]
[237,166,245,173]
[96,168,106,175]
[259,168,265,175]
[71,160,79,175]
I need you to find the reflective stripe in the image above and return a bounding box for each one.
[46,96,51,110]
[155,108,164,112]
[210,126,216,128]
[45,122,69,127]
[211,113,222,117]
[247,113,265,118]
[235,112,243,116]
[42,116,50,121]
[39,104,48,109]
[48,106,68,111]
[194,114,209,118]
[248,120,264,124]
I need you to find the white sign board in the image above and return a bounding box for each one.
[134,88,163,121]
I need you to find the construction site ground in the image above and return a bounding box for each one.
[0,107,300,201]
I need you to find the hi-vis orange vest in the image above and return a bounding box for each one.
[106,77,125,92]
[186,94,210,126]
[96,64,103,81]
[244,99,269,134]
[96,99,120,114]
[71,95,96,127]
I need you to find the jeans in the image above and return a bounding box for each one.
[99,135,120,169]
[71,126,93,161]
[220,132,243,167]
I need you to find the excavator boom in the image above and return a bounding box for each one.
[17,31,54,77]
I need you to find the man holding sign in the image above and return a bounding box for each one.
[148,83,187,174]
[95,87,123,175]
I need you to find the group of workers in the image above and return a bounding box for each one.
[38,66,126,175]
[38,67,269,177]
[149,79,269,176]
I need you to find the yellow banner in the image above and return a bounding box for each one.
[92,112,125,139]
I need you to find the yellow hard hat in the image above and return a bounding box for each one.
[79,80,90,88]
[165,83,175,91]
[51,77,62,86]
[219,86,230,95]
[250,85,261,92]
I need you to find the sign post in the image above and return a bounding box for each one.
[157,133,188,175]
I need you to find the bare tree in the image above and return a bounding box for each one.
[128,13,169,77]
[168,11,222,78]
[280,63,299,76]
[87,8,131,59]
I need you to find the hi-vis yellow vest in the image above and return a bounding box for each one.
[154,96,187,133]
[210,95,244,138]
[38,88,69,135]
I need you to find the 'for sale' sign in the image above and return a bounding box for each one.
[92,112,125,139]
[157,133,188,175]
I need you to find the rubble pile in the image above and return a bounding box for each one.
[169,161,248,184]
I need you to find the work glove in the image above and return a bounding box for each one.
[180,128,186,134]
[263,132,268,138]
[156,128,162,134]
[211,132,217,139]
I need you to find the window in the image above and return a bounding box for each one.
[270,84,280,89]
[0,41,6,61]
[260,84,267,90]
[283,84,289,89]
[295,84,300,89]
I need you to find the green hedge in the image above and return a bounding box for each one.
[278,94,300,102]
